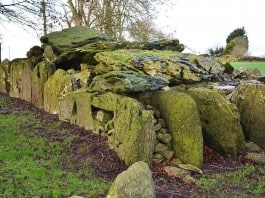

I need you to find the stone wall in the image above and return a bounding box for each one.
[1,27,265,169]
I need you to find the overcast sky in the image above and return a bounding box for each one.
[1,0,265,60]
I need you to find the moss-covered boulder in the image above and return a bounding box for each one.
[19,60,34,102]
[92,92,156,166]
[94,50,223,85]
[187,54,225,75]
[231,84,265,148]
[44,69,73,114]
[40,27,115,70]
[59,90,95,130]
[188,88,245,158]
[0,59,10,93]
[26,46,44,58]
[107,161,155,198]
[9,57,42,101]
[9,59,27,98]
[90,70,169,93]
[150,91,203,167]
[40,26,112,53]
[43,45,58,63]
[32,61,55,108]
[70,69,92,90]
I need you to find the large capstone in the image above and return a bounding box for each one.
[94,50,224,85]
[40,26,112,53]
[231,83,265,148]
[107,161,155,198]
[188,88,245,158]
[151,91,203,167]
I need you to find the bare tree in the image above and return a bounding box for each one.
[0,34,2,62]
[128,18,167,42]
[0,0,59,35]
[63,0,165,40]
[0,0,38,28]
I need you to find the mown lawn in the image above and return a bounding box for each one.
[0,97,109,198]
[230,61,265,74]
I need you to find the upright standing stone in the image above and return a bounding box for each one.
[0,59,10,93]
[151,91,203,168]
[44,69,73,114]
[231,83,265,148]
[188,88,245,158]
[32,61,55,108]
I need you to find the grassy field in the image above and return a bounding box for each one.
[0,97,109,197]
[230,61,265,74]
[1,95,265,197]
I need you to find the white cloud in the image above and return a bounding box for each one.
[1,0,265,60]
[156,0,265,56]
[1,23,40,60]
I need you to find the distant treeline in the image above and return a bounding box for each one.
[240,56,265,61]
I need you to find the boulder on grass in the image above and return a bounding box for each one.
[107,161,155,198]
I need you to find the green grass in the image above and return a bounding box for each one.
[230,61,265,74]
[0,108,109,197]
[193,165,265,197]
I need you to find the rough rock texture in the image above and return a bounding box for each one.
[187,54,225,75]
[59,90,95,130]
[231,83,265,148]
[0,59,10,93]
[9,59,27,98]
[44,69,73,114]
[9,57,42,101]
[233,67,261,80]
[245,152,265,164]
[32,61,55,108]
[163,166,191,177]
[188,88,245,158]
[90,70,169,93]
[40,26,112,53]
[92,92,156,166]
[94,50,222,85]
[151,91,203,167]
[40,27,184,70]
[26,46,44,58]
[1,26,256,170]
[107,161,155,198]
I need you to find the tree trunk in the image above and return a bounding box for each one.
[41,0,47,35]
